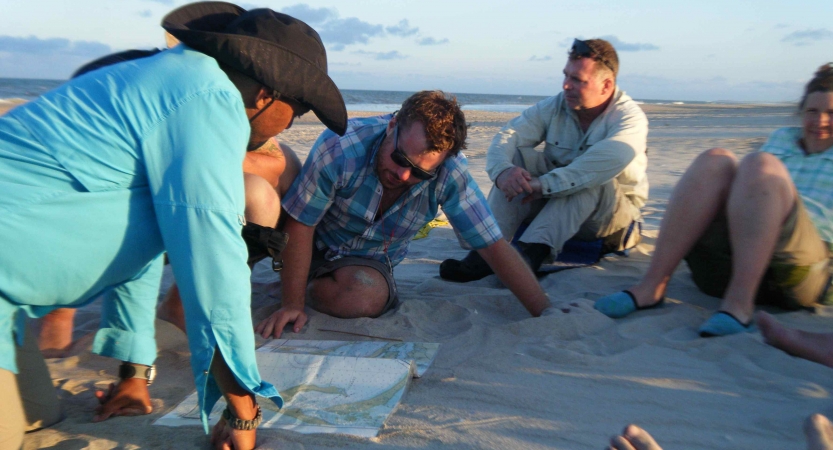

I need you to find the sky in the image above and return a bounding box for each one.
[0,0,831,102]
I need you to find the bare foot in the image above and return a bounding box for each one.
[757,311,833,368]
[157,284,187,332]
[37,308,76,358]
[609,424,663,450]
[806,414,833,450]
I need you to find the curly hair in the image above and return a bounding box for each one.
[395,90,467,156]
[800,63,833,110]
[568,38,619,79]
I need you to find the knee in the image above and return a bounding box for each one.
[244,174,280,226]
[309,269,389,318]
[690,148,739,177]
[736,152,792,191]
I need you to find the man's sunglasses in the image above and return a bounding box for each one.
[571,39,615,74]
[389,125,437,181]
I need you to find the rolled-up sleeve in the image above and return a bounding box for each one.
[441,156,503,250]
[485,97,555,182]
[282,132,342,226]
[92,254,164,366]
[539,106,648,198]
[140,90,281,431]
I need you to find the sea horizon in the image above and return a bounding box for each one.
[0,76,795,112]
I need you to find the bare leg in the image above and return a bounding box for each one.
[806,414,833,450]
[609,424,663,450]
[158,174,281,331]
[309,266,390,318]
[628,149,738,307]
[719,153,796,323]
[757,311,833,368]
[37,308,76,358]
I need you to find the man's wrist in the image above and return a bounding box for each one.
[119,362,156,386]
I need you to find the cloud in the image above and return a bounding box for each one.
[281,4,338,25]
[417,37,449,46]
[280,5,383,47]
[386,19,419,37]
[319,17,384,46]
[529,55,552,62]
[137,10,153,18]
[774,23,790,29]
[597,35,659,52]
[0,35,115,79]
[781,28,833,46]
[141,0,173,4]
[352,50,407,60]
[0,36,111,57]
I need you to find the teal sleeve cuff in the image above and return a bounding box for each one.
[92,327,158,366]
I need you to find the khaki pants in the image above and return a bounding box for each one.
[0,322,62,450]
[685,199,831,309]
[487,179,640,253]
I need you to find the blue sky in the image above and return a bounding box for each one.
[0,0,831,102]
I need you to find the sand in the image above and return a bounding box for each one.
[11,102,833,449]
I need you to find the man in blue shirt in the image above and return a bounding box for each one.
[0,3,347,449]
[255,91,551,339]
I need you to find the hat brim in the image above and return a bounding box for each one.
[162,2,347,135]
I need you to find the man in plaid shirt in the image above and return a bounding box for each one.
[256,91,551,338]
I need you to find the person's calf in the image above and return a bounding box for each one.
[37,308,76,358]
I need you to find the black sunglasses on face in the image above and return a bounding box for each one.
[389,125,437,181]
[571,38,615,74]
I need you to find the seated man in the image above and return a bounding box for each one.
[440,38,648,281]
[594,63,833,337]
[256,90,551,338]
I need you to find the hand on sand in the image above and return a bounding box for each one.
[211,416,257,450]
[608,424,663,450]
[255,307,307,339]
[92,378,152,422]
[496,166,533,201]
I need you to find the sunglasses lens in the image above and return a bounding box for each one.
[391,149,433,180]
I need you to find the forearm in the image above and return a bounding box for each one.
[280,216,315,309]
[478,240,550,316]
[210,350,257,420]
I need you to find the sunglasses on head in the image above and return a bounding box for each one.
[571,38,615,74]
[389,125,437,181]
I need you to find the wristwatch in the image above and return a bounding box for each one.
[118,362,156,386]
[222,404,263,430]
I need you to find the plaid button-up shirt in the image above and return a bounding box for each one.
[283,114,503,267]
[762,127,833,245]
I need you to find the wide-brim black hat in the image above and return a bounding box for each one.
[162,1,347,135]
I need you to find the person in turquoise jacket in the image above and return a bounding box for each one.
[0,3,346,449]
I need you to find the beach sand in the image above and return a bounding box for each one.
[13,103,833,449]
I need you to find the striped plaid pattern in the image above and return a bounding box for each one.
[283,114,502,266]
[761,127,833,244]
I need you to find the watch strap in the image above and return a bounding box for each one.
[118,362,156,386]
[222,404,262,430]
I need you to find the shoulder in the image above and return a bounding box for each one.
[607,89,648,125]
[761,127,803,156]
[312,114,390,160]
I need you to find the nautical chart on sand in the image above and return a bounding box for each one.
[155,340,439,437]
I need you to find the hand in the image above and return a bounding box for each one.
[520,178,544,204]
[255,306,307,339]
[210,416,257,450]
[93,377,152,422]
[496,166,533,201]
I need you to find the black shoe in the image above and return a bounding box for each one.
[516,242,551,272]
[440,250,494,282]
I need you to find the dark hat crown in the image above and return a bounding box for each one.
[224,9,328,72]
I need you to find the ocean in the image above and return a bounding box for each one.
[0,77,721,112]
